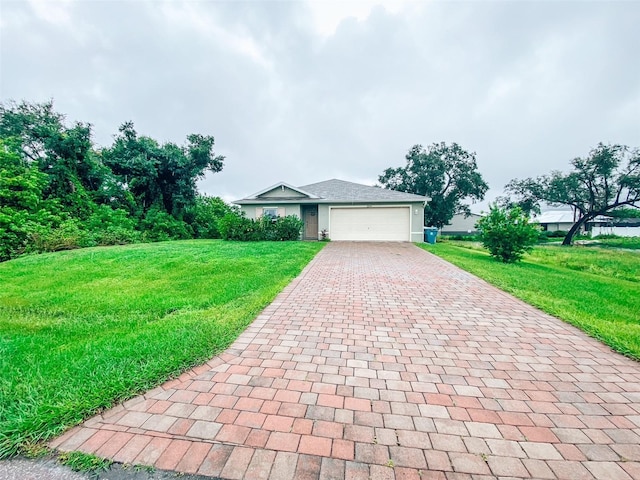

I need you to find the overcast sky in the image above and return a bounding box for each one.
[2,0,639,210]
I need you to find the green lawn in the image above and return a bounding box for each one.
[587,236,640,250]
[0,240,323,458]
[420,241,640,360]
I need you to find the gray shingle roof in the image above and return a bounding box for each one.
[234,179,428,204]
[299,179,428,203]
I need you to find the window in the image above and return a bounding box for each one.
[263,207,278,219]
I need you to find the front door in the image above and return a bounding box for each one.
[302,205,318,240]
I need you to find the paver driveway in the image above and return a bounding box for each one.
[52,242,640,479]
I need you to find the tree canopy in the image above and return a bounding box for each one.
[379,142,488,228]
[505,143,640,245]
[0,100,232,261]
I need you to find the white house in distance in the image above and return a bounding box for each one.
[234,179,429,242]
[534,210,640,236]
[534,211,579,232]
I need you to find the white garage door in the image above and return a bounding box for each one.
[330,207,410,241]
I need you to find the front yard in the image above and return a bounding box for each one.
[0,240,323,458]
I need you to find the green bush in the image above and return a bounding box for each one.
[261,215,304,241]
[186,195,236,239]
[440,234,481,242]
[218,212,260,241]
[477,205,540,263]
[29,218,90,253]
[141,208,192,242]
[218,212,303,241]
[0,207,32,261]
[85,205,140,246]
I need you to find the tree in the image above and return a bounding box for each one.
[102,123,225,218]
[379,142,488,228]
[0,100,107,217]
[505,143,640,245]
[477,205,539,263]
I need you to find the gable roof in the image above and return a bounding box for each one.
[234,179,429,205]
[240,182,321,200]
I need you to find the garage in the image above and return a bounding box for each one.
[330,206,410,241]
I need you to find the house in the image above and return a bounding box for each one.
[534,210,617,234]
[534,211,578,232]
[234,179,428,242]
[440,213,483,235]
[591,217,640,237]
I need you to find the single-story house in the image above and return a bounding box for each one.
[440,213,483,235]
[534,211,578,232]
[591,217,640,237]
[234,179,428,242]
[534,210,614,234]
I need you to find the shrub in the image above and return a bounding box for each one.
[218,212,261,241]
[186,195,237,239]
[593,233,621,240]
[218,212,303,241]
[440,234,481,242]
[29,218,90,253]
[266,215,304,241]
[86,205,140,246]
[141,208,192,242]
[477,205,539,263]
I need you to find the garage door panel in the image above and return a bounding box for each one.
[330,207,410,241]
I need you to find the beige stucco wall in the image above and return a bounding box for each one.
[240,202,424,242]
[241,205,301,220]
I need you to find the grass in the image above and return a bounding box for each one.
[587,236,640,250]
[58,451,112,472]
[0,240,323,458]
[419,241,640,360]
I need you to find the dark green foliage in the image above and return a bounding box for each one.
[379,142,488,228]
[262,215,305,241]
[101,122,224,218]
[477,205,540,263]
[505,143,640,245]
[218,213,262,241]
[140,208,192,242]
[218,212,303,241]
[187,195,237,239]
[0,101,230,261]
[440,234,481,242]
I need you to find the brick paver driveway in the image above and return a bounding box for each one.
[52,242,640,479]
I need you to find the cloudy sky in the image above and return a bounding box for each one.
[2,0,639,210]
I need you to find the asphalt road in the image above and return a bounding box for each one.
[0,458,217,480]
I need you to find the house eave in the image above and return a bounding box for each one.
[234,198,428,206]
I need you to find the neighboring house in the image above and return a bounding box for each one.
[440,213,483,235]
[234,179,428,242]
[534,211,578,232]
[591,217,640,237]
[534,210,621,234]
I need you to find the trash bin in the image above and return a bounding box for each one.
[424,227,438,244]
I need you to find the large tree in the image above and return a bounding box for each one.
[379,142,488,228]
[505,143,640,245]
[101,122,225,218]
[0,100,107,217]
